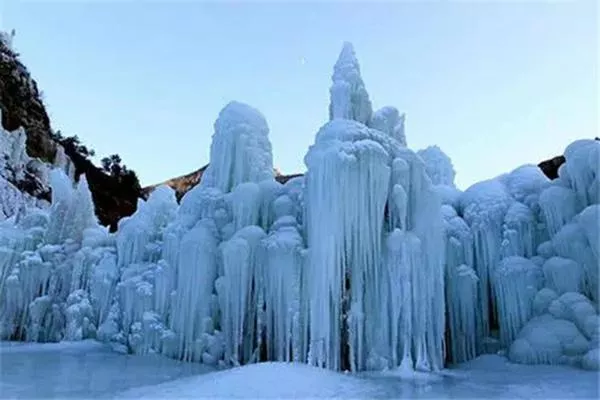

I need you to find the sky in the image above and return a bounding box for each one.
[1,0,597,189]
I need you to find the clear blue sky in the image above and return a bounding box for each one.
[1,1,597,189]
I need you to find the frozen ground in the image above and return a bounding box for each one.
[0,341,211,399]
[1,341,597,399]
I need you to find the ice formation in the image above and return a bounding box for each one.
[329,42,373,125]
[370,107,407,146]
[304,119,444,371]
[0,168,113,342]
[0,42,598,373]
[417,146,456,187]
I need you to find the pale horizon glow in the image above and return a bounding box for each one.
[1,1,597,190]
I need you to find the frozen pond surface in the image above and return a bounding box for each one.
[0,341,211,399]
[1,341,598,399]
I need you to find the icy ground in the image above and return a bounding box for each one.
[1,341,597,399]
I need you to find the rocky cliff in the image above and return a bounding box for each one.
[0,34,141,230]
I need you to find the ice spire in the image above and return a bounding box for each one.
[329,42,373,125]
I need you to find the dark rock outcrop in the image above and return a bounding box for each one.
[537,138,599,180]
[0,37,141,230]
[0,42,56,163]
[538,155,566,180]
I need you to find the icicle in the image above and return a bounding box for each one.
[539,186,579,236]
[446,264,479,363]
[459,179,512,344]
[261,222,304,362]
[501,202,535,258]
[217,225,266,365]
[169,219,219,362]
[492,256,543,347]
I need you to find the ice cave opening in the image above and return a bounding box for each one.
[0,42,598,373]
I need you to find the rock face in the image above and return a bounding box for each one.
[0,35,141,231]
[142,166,207,201]
[0,37,56,163]
[538,138,599,180]
[538,155,566,180]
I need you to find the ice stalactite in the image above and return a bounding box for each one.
[459,179,513,343]
[492,256,543,347]
[217,226,266,365]
[501,202,536,258]
[384,230,415,368]
[397,148,446,372]
[262,212,304,362]
[304,119,445,372]
[442,205,479,363]
[227,182,262,231]
[304,120,390,371]
[169,219,219,363]
[539,186,579,237]
[562,139,599,207]
[103,186,178,354]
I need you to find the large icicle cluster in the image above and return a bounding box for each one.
[86,44,446,373]
[0,168,114,342]
[435,139,599,370]
[1,42,598,373]
[304,120,445,372]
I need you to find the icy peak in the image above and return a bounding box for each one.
[329,42,373,125]
[337,42,357,65]
[200,101,274,193]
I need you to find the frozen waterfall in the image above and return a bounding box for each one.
[0,42,598,373]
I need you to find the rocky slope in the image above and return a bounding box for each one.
[0,34,141,230]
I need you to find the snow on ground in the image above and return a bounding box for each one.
[1,341,597,399]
